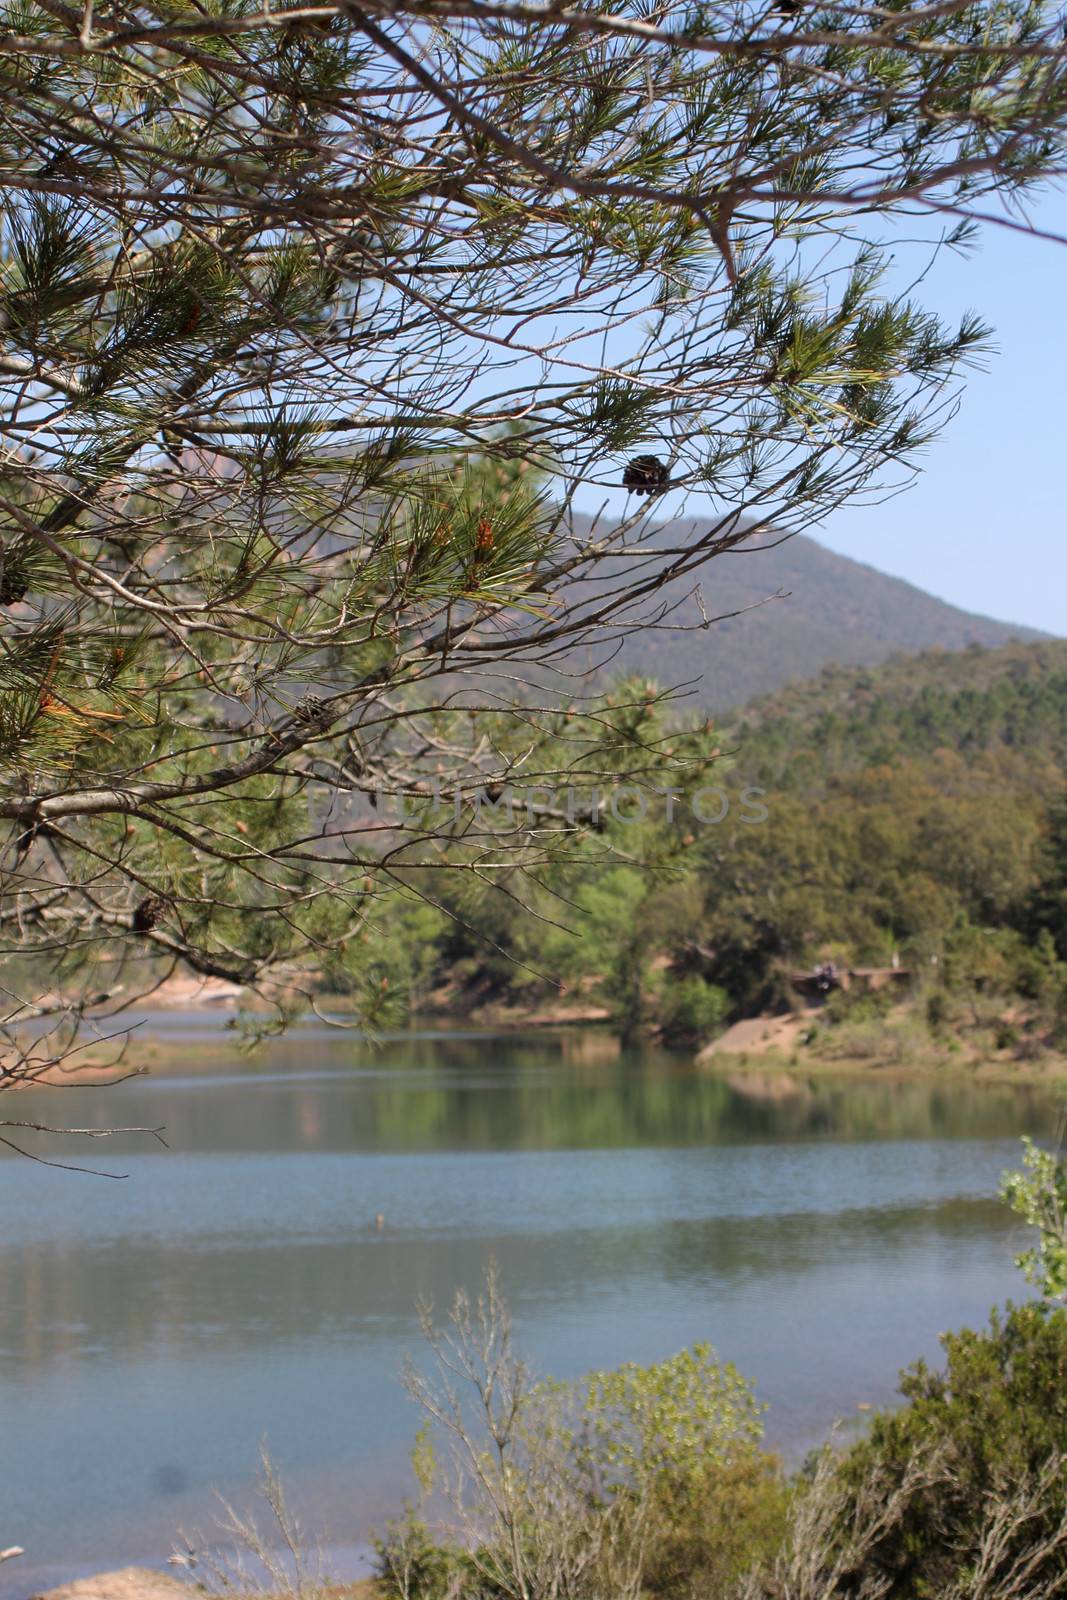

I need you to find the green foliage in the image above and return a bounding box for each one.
[1001,1135,1067,1300]
[381,1320,786,1600]
[5,0,1067,1090]
[380,1297,1067,1597]
[548,1341,766,1495]
[317,894,449,1011]
[684,643,1067,1028]
[375,1511,459,1600]
[566,1347,786,1594]
[394,643,1067,1054]
[1029,798,1067,961]
[833,1301,1067,1598]
[731,640,1067,791]
[640,1453,789,1600]
[655,973,730,1046]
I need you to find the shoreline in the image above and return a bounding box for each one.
[13,978,1067,1090]
[17,1569,382,1600]
[702,1046,1067,1089]
[62,1021,1067,1092]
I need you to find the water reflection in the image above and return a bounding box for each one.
[0,1027,1057,1594]
[4,1028,1056,1159]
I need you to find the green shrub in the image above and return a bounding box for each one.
[549,1340,767,1504]
[531,1344,788,1598]
[641,1451,789,1599]
[821,986,893,1027]
[379,1275,788,1600]
[833,1301,1067,1598]
[655,973,730,1046]
[1001,1137,1067,1300]
[375,1513,459,1600]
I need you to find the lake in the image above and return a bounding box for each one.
[1,1021,1059,1596]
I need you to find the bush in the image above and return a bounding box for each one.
[829,1301,1067,1598]
[1001,1137,1067,1300]
[811,1010,935,1066]
[821,986,894,1028]
[378,1273,788,1600]
[656,973,731,1045]
[642,1452,789,1599]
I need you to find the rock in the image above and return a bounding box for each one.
[33,1567,193,1600]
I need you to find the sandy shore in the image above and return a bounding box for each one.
[29,1570,380,1600]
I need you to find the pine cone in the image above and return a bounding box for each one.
[177,300,202,337]
[132,894,166,933]
[294,693,327,724]
[0,571,27,607]
[622,455,670,496]
[0,544,28,605]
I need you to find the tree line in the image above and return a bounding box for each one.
[370,641,1067,1049]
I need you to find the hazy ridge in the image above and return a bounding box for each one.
[570,517,1050,710]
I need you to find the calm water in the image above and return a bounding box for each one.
[1,1022,1059,1595]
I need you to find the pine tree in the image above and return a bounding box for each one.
[0,0,1065,1125]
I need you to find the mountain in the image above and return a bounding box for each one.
[568,518,1050,711]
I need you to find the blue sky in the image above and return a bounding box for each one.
[813,196,1066,636]
[564,192,1066,637]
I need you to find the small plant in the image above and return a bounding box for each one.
[1001,1133,1067,1301]
[174,1445,326,1600]
[554,1341,766,1497]
[381,1265,786,1599]
[822,987,893,1028]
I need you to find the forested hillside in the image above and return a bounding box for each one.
[730,638,1067,788]
[375,640,1067,1061]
